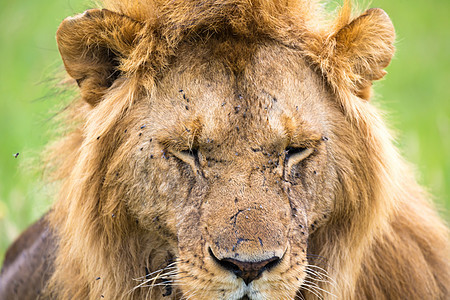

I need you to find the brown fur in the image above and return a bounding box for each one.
[0,214,56,299]
[1,0,449,299]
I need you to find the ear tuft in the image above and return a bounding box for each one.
[307,7,395,101]
[334,8,395,99]
[57,9,143,105]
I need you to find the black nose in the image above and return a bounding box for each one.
[209,248,281,284]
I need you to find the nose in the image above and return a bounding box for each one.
[209,248,281,284]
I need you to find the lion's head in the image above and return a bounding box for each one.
[46,1,449,299]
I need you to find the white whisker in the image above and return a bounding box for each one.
[133,266,178,281]
[306,264,338,287]
[301,284,324,300]
[303,279,337,298]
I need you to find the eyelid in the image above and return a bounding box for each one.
[171,147,201,172]
[180,148,198,157]
[175,148,199,162]
[285,147,314,171]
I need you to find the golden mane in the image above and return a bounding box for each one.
[25,0,447,299]
[99,0,388,115]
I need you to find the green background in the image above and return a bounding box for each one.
[1,0,449,263]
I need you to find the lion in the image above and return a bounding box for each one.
[1,0,449,299]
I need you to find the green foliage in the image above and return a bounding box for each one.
[372,0,450,216]
[0,0,448,263]
[0,0,88,264]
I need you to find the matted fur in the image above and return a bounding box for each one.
[40,0,450,299]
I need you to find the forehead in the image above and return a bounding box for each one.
[149,39,335,147]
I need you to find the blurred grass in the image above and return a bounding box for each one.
[0,0,88,264]
[0,0,449,264]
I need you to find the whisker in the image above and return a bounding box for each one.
[301,284,324,300]
[305,269,336,286]
[137,270,189,286]
[130,268,171,293]
[295,291,306,300]
[305,264,329,274]
[184,288,198,300]
[305,264,338,287]
[140,282,189,288]
[303,280,337,298]
[305,276,330,285]
[133,266,178,281]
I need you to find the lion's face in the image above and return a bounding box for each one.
[54,4,396,299]
[105,40,340,299]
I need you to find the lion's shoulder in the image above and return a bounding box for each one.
[0,214,56,298]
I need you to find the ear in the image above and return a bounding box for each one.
[333,8,395,99]
[57,9,143,105]
[313,8,395,100]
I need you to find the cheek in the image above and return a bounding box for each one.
[288,152,336,225]
[123,154,191,236]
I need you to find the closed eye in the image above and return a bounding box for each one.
[171,147,201,174]
[180,148,199,160]
[176,147,200,165]
[284,146,314,171]
[285,147,308,159]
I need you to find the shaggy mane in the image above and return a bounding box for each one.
[100,0,368,117]
[39,1,449,299]
[102,0,326,40]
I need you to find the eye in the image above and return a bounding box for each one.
[285,146,307,159]
[171,147,202,174]
[179,148,199,163]
[285,147,313,161]
[284,146,314,170]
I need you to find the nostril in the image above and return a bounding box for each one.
[210,248,240,273]
[209,248,281,284]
